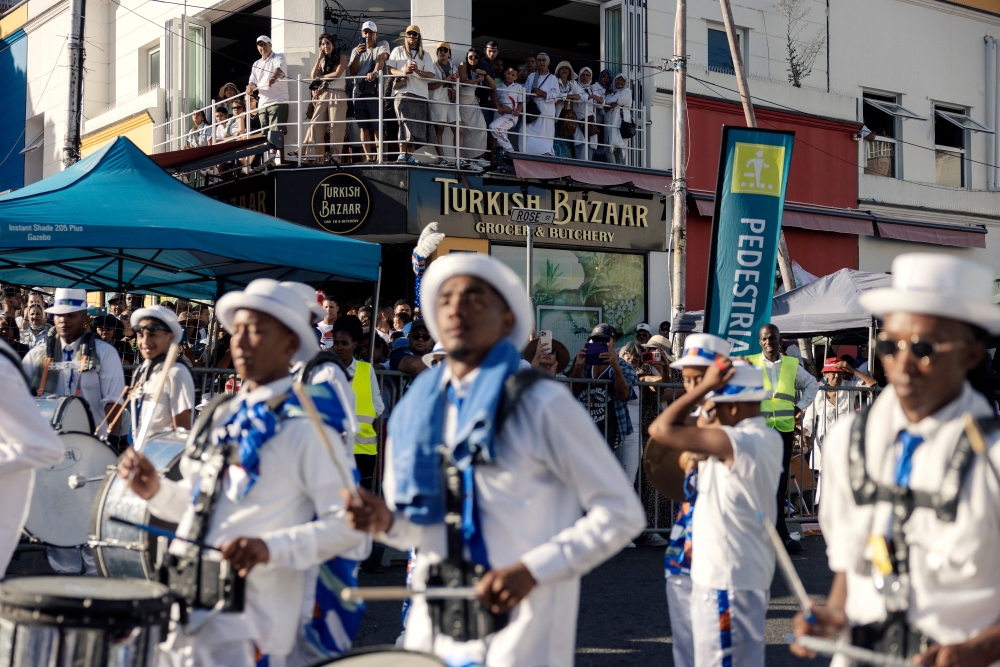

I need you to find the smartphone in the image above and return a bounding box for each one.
[585,342,607,365]
[641,349,661,363]
[538,330,553,354]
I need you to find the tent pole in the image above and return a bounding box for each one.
[868,318,875,372]
[369,265,382,363]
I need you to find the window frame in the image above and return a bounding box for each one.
[705,22,748,76]
[147,47,161,89]
[932,103,971,189]
[861,90,907,179]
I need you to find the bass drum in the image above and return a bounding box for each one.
[90,430,188,579]
[23,432,119,547]
[309,648,447,666]
[33,395,95,434]
[0,576,170,667]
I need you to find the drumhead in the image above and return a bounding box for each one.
[310,648,447,666]
[24,432,118,547]
[34,396,95,434]
[0,576,171,627]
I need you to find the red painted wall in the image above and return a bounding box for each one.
[687,95,860,209]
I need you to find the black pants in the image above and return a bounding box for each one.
[355,453,377,491]
[775,429,795,542]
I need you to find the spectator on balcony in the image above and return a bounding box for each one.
[246,35,289,160]
[523,53,560,156]
[576,67,604,161]
[524,54,537,76]
[516,64,528,85]
[457,48,492,162]
[213,106,239,143]
[303,33,348,164]
[552,60,581,118]
[604,73,633,165]
[185,109,211,148]
[553,108,579,159]
[489,66,524,158]
[230,98,249,138]
[387,25,436,164]
[428,42,457,163]
[478,40,501,125]
[595,69,613,161]
[348,21,390,163]
[217,82,241,113]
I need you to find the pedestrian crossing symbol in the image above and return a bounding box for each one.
[730,142,785,196]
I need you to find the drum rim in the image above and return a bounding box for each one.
[306,646,448,666]
[50,395,96,434]
[0,576,172,627]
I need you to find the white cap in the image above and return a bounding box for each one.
[361,20,377,33]
[705,362,770,403]
[256,35,272,44]
[636,323,651,333]
[46,288,88,315]
[131,306,183,342]
[422,341,447,368]
[216,279,317,364]
[670,333,733,369]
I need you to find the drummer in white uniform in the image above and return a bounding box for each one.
[21,287,126,574]
[344,254,646,667]
[129,306,195,436]
[793,253,1000,666]
[119,279,365,667]
[0,339,64,579]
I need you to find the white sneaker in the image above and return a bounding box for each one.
[624,541,637,549]
[644,533,668,547]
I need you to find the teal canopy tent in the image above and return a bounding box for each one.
[0,138,381,299]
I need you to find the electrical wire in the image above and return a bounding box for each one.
[0,35,68,169]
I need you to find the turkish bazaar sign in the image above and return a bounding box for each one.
[407,170,667,251]
[703,126,795,356]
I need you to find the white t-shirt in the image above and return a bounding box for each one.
[317,322,335,350]
[248,51,289,107]
[130,364,196,436]
[387,46,436,99]
[690,416,783,591]
[526,72,560,119]
[495,82,524,115]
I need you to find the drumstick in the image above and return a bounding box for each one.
[341,586,478,602]
[133,344,180,452]
[963,413,1000,487]
[788,634,915,667]
[292,382,363,505]
[92,383,133,436]
[108,516,221,552]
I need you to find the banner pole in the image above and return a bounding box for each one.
[670,0,688,357]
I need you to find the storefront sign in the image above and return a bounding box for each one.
[408,170,666,251]
[311,173,371,234]
[703,126,795,356]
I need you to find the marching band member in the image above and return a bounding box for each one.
[793,254,1000,666]
[22,286,126,574]
[660,333,733,667]
[129,306,195,434]
[118,279,365,667]
[0,339,64,578]
[647,360,782,667]
[344,254,645,666]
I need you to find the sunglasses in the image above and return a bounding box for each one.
[410,333,431,341]
[589,336,610,344]
[874,333,969,366]
[406,31,420,37]
[134,323,171,335]
[468,55,479,60]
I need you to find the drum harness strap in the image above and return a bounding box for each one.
[131,354,195,426]
[847,405,1000,659]
[429,369,545,644]
[32,329,101,397]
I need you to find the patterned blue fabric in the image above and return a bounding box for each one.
[584,358,638,443]
[664,470,698,577]
[717,589,732,667]
[214,400,279,502]
[303,556,365,657]
[894,431,925,487]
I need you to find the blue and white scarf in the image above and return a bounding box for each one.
[664,470,698,577]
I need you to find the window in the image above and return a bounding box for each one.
[932,104,992,188]
[603,4,622,73]
[707,26,744,76]
[148,48,160,88]
[185,25,206,113]
[862,92,924,179]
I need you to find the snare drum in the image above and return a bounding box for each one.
[90,430,188,579]
[0,576,171,667]
[33,396,95,434]
[23,432,118,547]
[310,648,447,666]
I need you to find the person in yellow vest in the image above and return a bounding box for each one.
[746,323,817,554]
[331,314,384,490]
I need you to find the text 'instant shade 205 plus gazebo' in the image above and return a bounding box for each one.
[0,137,381,299]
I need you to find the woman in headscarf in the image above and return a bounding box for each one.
[552,60,581,118]
[603,72,633,164]
[575,67,604,161]
[457,47,492,163]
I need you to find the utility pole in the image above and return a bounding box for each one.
[718,0,815,372]
[63,0,87,166]
[670,0,688,356]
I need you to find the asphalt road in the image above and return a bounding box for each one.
[354,534,835,666]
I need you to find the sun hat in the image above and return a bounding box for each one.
[553,60,577,80]
[419,253,533,349]
[361,20,377,32]
[216,278,318,364]
[859,253,1000,335]
[639,335,676,363]
[280,281,327,322]
[705,362,770,403]
[47,288,89,315]
[130,306,183,342]
[670,333,732,369]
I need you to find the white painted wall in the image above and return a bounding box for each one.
[411,0,470,48]
[647,249,672,329]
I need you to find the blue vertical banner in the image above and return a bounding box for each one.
[703,126,795,357]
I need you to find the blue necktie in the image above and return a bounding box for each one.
[893,431,925,487]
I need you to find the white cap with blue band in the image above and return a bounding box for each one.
[669,333,732,369]
[46,288,89,315]
[705,363,770,403]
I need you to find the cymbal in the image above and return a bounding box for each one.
[642,438,687,502]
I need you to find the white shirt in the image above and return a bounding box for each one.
[129,362,196,437]
[820,383,1000,646]
[380,366,646,666]
[387,46,436,98]
[20,325,48,349]
[495,82,524,116]
[22,336,126,436]
[690,416,783,591]
[146,376,365,655]
[0,342,64,577]
[803,380,861,471]
[526,72,560,119]
[760,355,818,410]
[316,322,335,350]
[248,51,289,107]
[347,357,384,417]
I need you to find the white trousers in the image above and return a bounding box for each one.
[666,575,695,667]
[489,113,518,151]
[157,636,256,667]
[690,582,768,667]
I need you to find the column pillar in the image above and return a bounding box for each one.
[410,0,471,49]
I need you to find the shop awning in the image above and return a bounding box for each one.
[690,193,875,235]
[150,134,276,173]
[0,137,381,299]
[874,218,987,248]
[510,153,673,193]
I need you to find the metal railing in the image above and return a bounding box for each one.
[152,73,646,178]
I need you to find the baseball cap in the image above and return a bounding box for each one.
[437,41,451,51]
[404,24,420,34]
[361,20,377,33]
[636,323,652,334]
[588,323,616,341]
[256,35,272,44]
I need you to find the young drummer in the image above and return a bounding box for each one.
[129,305,195,435]
[659,333,733,667]
[648,360,782,667]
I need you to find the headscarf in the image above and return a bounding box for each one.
[553,60,577,80]
[614,72,629,88]
[579,66,593,84]
[597,69,613,89]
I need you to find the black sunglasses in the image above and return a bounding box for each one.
[406,31,420,37]
[134,323,171,335]
[874,333,969,366]
[410,333,431,341]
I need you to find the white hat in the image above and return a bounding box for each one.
[256,35,272,44]
[131,306,183,342]
[636,323,652,333]
[361,20,377,32]
[422,341,447,368]
[859,253,1000,335]
[670,333,733,369]
[280,281,327,323]
[706,362,770,403]
[640,334,676,363]
[47,288,88,315]
[216,279,318,364]
[419,254,533,349]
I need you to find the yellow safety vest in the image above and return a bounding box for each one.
[351,360,378,455]
[746,353,798,432]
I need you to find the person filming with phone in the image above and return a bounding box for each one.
[570,323,637,450]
